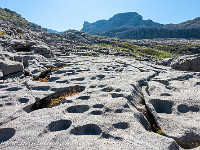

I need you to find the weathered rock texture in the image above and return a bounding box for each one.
[0,7,200,150]
[0,59,23,78]
[171,54,200,72]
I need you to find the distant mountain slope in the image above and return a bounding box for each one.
[165,17,200,29]
[46,28,64,33]
[81,12,163,35]
[81,12,200,39]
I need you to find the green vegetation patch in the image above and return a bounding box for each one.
[0,31,5,36]
[93,41,175,59]
[0,8,28,25]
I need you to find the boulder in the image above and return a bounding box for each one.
[0,59,23,77]
[14,55,37,67]
[171,54,200,72]
[31,45,50,53]
[9,39,27,50]
[31,44,52,58]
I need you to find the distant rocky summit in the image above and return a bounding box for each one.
[46,28,64,33]
[81,12,200,39]
[0,8,200,150]
[82,12,163,35]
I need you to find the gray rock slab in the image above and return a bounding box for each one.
[171,54,200,72]
[0,59,23,77]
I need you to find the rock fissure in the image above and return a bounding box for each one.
[23,85,85,112]
[140,73,200,149]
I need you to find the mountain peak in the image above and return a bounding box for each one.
[110,12,142,20]
[81,12,162,34]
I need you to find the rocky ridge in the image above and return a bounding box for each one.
[81,12,200,39]
[82,12,163,35]
[0,8,200,150]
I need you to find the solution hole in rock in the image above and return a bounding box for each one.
[196,82,200,85]
[66,105,90,113]
[6,103,13,106]
[115,89,122,92]
[18,98,29,103]
[90,110,103,115]
[115,109,123,113]
[150,99,174,114]
[160,93,171,96]
[77,96,90,100]
[101,132,123,141]
[56,80,69,84]
[114,137,123,141]
[0,85,8,89]
[101,132,112,139]
[93,104,104,108]
[71,77,85,81]
[32,86,50,91]
[102,87,114,92]
[105,107,112,112]
[47,119,72,132]
[98,85,106,88]
[113,122,129,129]
[70,124,102,135]
[0,128,16,143]
[175,132,200,149]
[49,77,60,82]
[111,93,124,98]
[189,106,200,112]
[177,104,190,113]
[6,87,22,91]
[97,75,105,80]
[90,85,96,88]
[0,96,7,99]
[90,77,96,80]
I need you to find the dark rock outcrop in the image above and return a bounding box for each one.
[171,54,200,72]
[81,12,163,35]
[81,12,200,39]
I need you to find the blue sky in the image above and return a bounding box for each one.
[0,0,200,31]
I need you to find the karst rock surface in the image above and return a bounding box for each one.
[0,8,200,150]
[171,54,200,72]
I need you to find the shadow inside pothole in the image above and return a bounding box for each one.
[66,105,90,113]
[174,132,200,149]
[70,124,102,135]
[46,119,72,132]
[0,128,16,144]
[150,99,174,114]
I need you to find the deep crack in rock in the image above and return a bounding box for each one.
[29,85,85,111]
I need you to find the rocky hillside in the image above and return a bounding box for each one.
[0,8,200,150]
[81,12,200,39]
[166,17,200,29]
